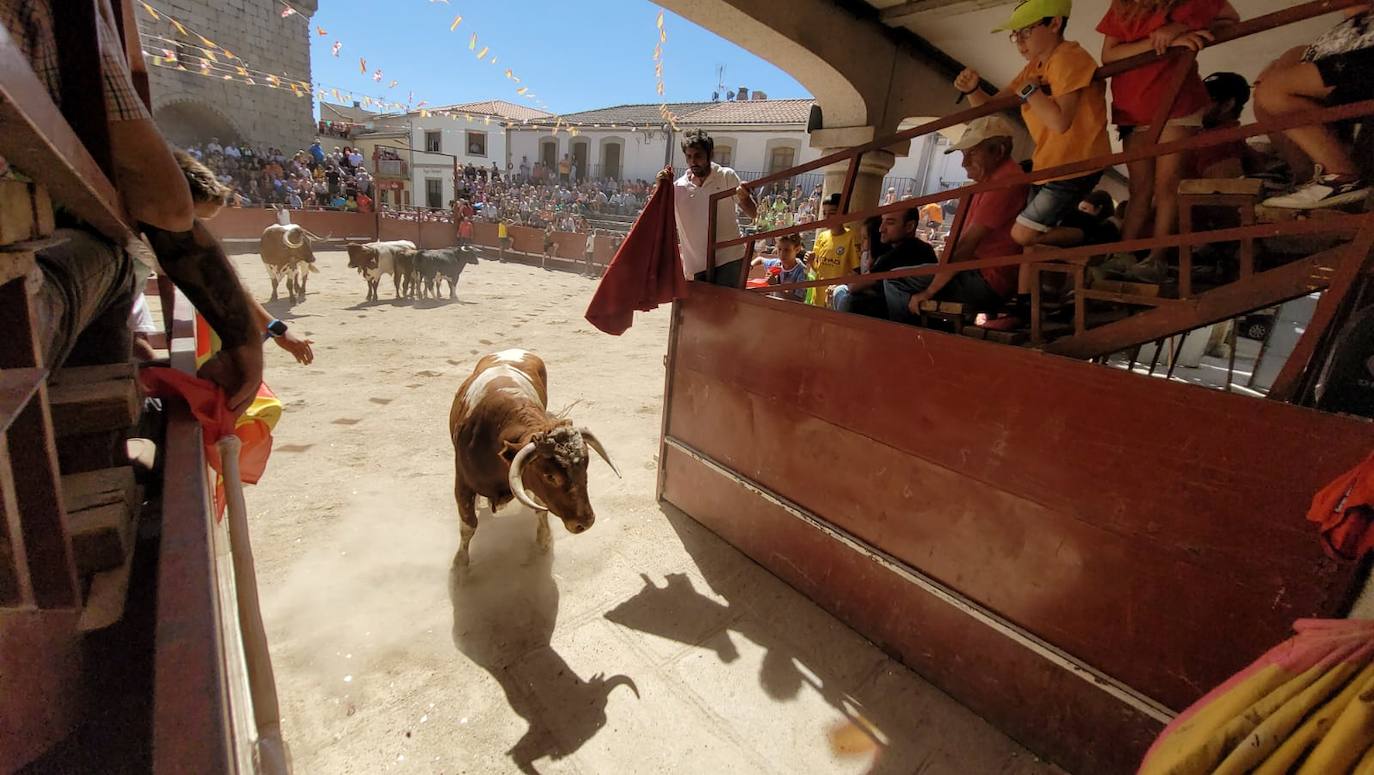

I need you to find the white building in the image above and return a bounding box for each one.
[356,97,975,206]
[506,99,969,198]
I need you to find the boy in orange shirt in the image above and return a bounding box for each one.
[955,0,1111,327]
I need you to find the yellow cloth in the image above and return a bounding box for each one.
[498,222,508,238]
[1009,40,1111,182]
[921,203,943,225]
[1139,619,1374,775]
[808,227,860,307]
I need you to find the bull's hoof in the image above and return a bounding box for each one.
[453,548,471,569]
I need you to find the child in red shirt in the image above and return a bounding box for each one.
[1098,0,1238,282]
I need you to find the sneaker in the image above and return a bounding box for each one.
[1125,257,1167,284]
[978,314,1023,332]
[1262,167,1370,210]
[1098,252,1139,279]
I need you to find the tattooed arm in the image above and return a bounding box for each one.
[141,219,263,413]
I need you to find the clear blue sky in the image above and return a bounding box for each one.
[306,0,810,116]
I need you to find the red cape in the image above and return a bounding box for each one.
[584,175,688,335]
[1308,450,1374,561]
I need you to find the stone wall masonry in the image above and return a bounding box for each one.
[141,0,317,152]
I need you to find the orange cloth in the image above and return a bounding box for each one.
[584,173,688,335]
[1008,40,1112,181]
[1307,450,1374,562]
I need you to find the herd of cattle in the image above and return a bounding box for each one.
[257,225,478,304]
[255,226,618,565]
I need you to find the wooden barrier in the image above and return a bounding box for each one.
[659,284,1372,774]
[203,207,377,242]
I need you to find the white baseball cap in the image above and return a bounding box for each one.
[945,114,1021,154]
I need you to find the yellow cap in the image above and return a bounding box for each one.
[993,0,1073,32]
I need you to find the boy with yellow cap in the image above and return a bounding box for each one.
[953,0,1111,327]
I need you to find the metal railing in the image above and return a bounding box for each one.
[705,0,1374,405]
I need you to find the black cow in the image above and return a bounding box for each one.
[415,247,479,300]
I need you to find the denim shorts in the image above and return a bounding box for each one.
[1016,173,1102,233]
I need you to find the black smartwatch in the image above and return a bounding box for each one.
[1018,82,1040,102]
[266,319,288,338]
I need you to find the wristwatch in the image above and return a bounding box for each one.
[1018,81,1040,102]
[266,319,288,338]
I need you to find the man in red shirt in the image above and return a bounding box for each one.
[897,115,1029,321]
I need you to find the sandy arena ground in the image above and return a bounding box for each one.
[236,249,1056,775]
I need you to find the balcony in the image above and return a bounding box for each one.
[375,159,408,178]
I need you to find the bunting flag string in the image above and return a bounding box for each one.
[135,0,688,135]
[653,9,679,130]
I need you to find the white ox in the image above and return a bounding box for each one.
[345,240,417,301]
[259,224,321,304]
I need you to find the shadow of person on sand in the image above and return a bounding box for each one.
[448,506,638,774]
[602,504,1050,775]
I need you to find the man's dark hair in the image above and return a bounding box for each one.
[1082,190,1115,218]
[901,207,920,225]
[1204,72,1251,110]
[823,192,842,207]
[680,129,714,156]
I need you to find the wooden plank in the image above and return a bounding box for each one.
[0,180,53,245]
[666,365,1340,709]
[8,389,78,609]
[1269,217,1374,402]
[68,501,131,575]
[0,434,34,606]
[152,404,234,774]
[78,505,138,632]
[0,19,130,244]
[61,466,136,514]
[1048,245,1347,359]
[661,446,1164,775]
[47,363,139,438]
[0,367,46,434]
[0,609,84,771]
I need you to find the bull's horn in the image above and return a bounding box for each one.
[507,441,544,511]
[592,673,640,699]
[301,228,325,241]
[282,226,304,249]
[579,428,621,479]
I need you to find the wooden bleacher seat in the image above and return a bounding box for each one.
[1178,177,1264,298]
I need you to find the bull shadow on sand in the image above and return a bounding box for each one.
[448,506,638,774]
[600,504,1049,775]
[260,298,321,321]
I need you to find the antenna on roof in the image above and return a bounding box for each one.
[714,64,727,101]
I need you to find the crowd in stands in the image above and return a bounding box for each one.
[185,138,377,213]
[731,0,1373,334]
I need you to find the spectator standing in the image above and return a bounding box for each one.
[661,129,759,287]
[559,154,572,185]
[1097,0,1239,282]
[809,193,861,308]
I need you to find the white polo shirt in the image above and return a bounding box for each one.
[673,162,746,277]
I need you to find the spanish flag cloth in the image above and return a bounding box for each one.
[1308,450,1374,562]
[138,314,283,519]
[584,171,688,335]
[1138,619,1374,775]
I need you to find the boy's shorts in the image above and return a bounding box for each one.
[1016,173,1102,233]
[1305,13,1374,105]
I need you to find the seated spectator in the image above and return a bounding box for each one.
[829,208,937,319]
[1258,4,1373,209]
[751,233,812,302]
[1186,72,1257,179]
[1064,189,1121,246]
[894,116,1029,323]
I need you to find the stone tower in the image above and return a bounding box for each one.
[139,0,318,151]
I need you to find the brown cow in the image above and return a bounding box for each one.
[448,349,618,567]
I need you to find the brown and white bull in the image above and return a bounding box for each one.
[260,224,322,303]
[448,349,619,566]
[345,240,416,301]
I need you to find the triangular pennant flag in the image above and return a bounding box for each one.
[469,33,477,50]
[476,46,489,59]
[331,41,341,56]
[388,79,398,88]
[656,10,664,27]
[140,2,159,20]
[516,86,528,95]
[373,69,383,81]
[359,57,366,74]
[317,26,327,36]
[280,4,297,18]
[171,18,187,35]
[450,15,462,31]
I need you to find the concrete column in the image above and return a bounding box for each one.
[810,126,910,213]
